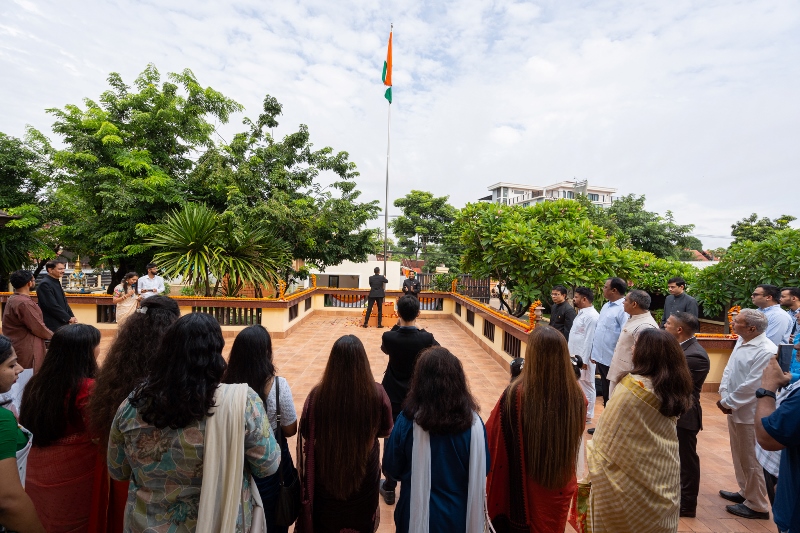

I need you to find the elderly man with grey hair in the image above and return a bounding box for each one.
[717,308,777,520]
[607,289,658,398]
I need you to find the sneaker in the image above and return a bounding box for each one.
[379,479,396,505]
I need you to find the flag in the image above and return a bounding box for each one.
[382,29,392,103]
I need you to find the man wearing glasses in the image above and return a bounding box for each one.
[138,263,166,299]
[751,285,793,346]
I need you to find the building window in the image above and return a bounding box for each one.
[588,193,599,201]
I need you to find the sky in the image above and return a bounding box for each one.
[2,0,799,249]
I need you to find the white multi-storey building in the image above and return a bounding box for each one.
[483,181,618,208]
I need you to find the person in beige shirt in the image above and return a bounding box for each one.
[607,289,658,398]
[1,270,52,372]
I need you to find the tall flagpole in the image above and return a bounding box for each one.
[383,23,392,276]
[384,98,390,276]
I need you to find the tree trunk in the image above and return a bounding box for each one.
[106,260,117,295]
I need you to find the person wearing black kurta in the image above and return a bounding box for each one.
[664,311,710,517]
[363,268,388,328]
[36,262,75,332]
[379,295,438,500]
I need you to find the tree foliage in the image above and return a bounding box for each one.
[456,200,696,316]
[390,190,457,258]
[147,203,290,297]
[693,229,800,316]
[0,129,58,286]
[186,95,380,284]
[605,194,696,259]
[731,213,797,244]
[46,64,242,287]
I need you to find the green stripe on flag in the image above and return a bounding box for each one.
[384,87,392,104]
[382,61,388,83]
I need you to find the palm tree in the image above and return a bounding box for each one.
[147,203,290,297]
[214,216,290,297]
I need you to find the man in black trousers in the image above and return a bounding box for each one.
[363,267,389,328]
[665,311,710,518]
[37,260,76,331]
[379,294,439,504]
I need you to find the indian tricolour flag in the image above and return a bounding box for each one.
[382,29,392,103]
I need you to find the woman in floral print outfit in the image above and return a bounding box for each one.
[107,313,280,532]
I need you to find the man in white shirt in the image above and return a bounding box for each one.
[717,308,776,520]
[138,263,165,299]
[589,277,629,407]
[568,286,599,423]
[607,290,658,399]
[752,284,793,346]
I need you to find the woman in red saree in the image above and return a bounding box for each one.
[87,296,180,533]
[486,326,586,533]
[19,324,101,532]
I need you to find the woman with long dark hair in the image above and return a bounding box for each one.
[19,323,101,532]
[87,296,180,533]
[0,335,46,532]
[112,272,140,326]
[383,346,489,532]
[587,328,693,533]
[107,313,280,532]
[296,335,393,533]
[486,325,586,532]
[223,324,298,533]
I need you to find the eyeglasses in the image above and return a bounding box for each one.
[752,292,763,297]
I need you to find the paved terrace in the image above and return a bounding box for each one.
[97,316,775,533]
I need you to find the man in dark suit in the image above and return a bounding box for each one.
[36,260,76,331]
[363,267,389,328]
[665,311,710,518]
[379,294,439,504]
[401,270,421,298]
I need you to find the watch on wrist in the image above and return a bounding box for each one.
[756,388,777,400]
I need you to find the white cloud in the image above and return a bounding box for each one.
[1,0,798,249]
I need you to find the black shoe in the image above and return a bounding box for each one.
[379,479,395,505]
[362,324,368,328]
[679,508,696,518]
[718,490,745,504]
[377,325,384,328]
[725,503,769,520]
[587,428,595,435]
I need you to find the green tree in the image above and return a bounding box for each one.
[186,95,380,285]
[456,200,696,316]
[606,195,695,259]
[731,213,797,244]
[693,229,800,316]
[0,129,58,286]
[390,190,457,261]
[147,203,290,296]
[47,64,242,289]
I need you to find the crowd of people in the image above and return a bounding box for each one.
[2,261,800,533]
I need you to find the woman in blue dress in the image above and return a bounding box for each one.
[383,346,490,532]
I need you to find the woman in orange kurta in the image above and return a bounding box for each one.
[486,326,586,533]
[86,295,181,533]
[19,324,101,532]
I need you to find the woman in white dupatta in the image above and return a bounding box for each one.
[0,337,45,532]
[383,347,490,533]
[107,313,280,533]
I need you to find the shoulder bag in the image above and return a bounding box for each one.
[274,376,302,526]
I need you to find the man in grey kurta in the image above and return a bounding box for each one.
[662,276,699,327]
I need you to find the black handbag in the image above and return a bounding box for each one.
[274,376,302,527]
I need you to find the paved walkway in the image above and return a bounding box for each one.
[97,315,777,532]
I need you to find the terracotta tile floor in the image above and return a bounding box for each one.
[97,316,777,532]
